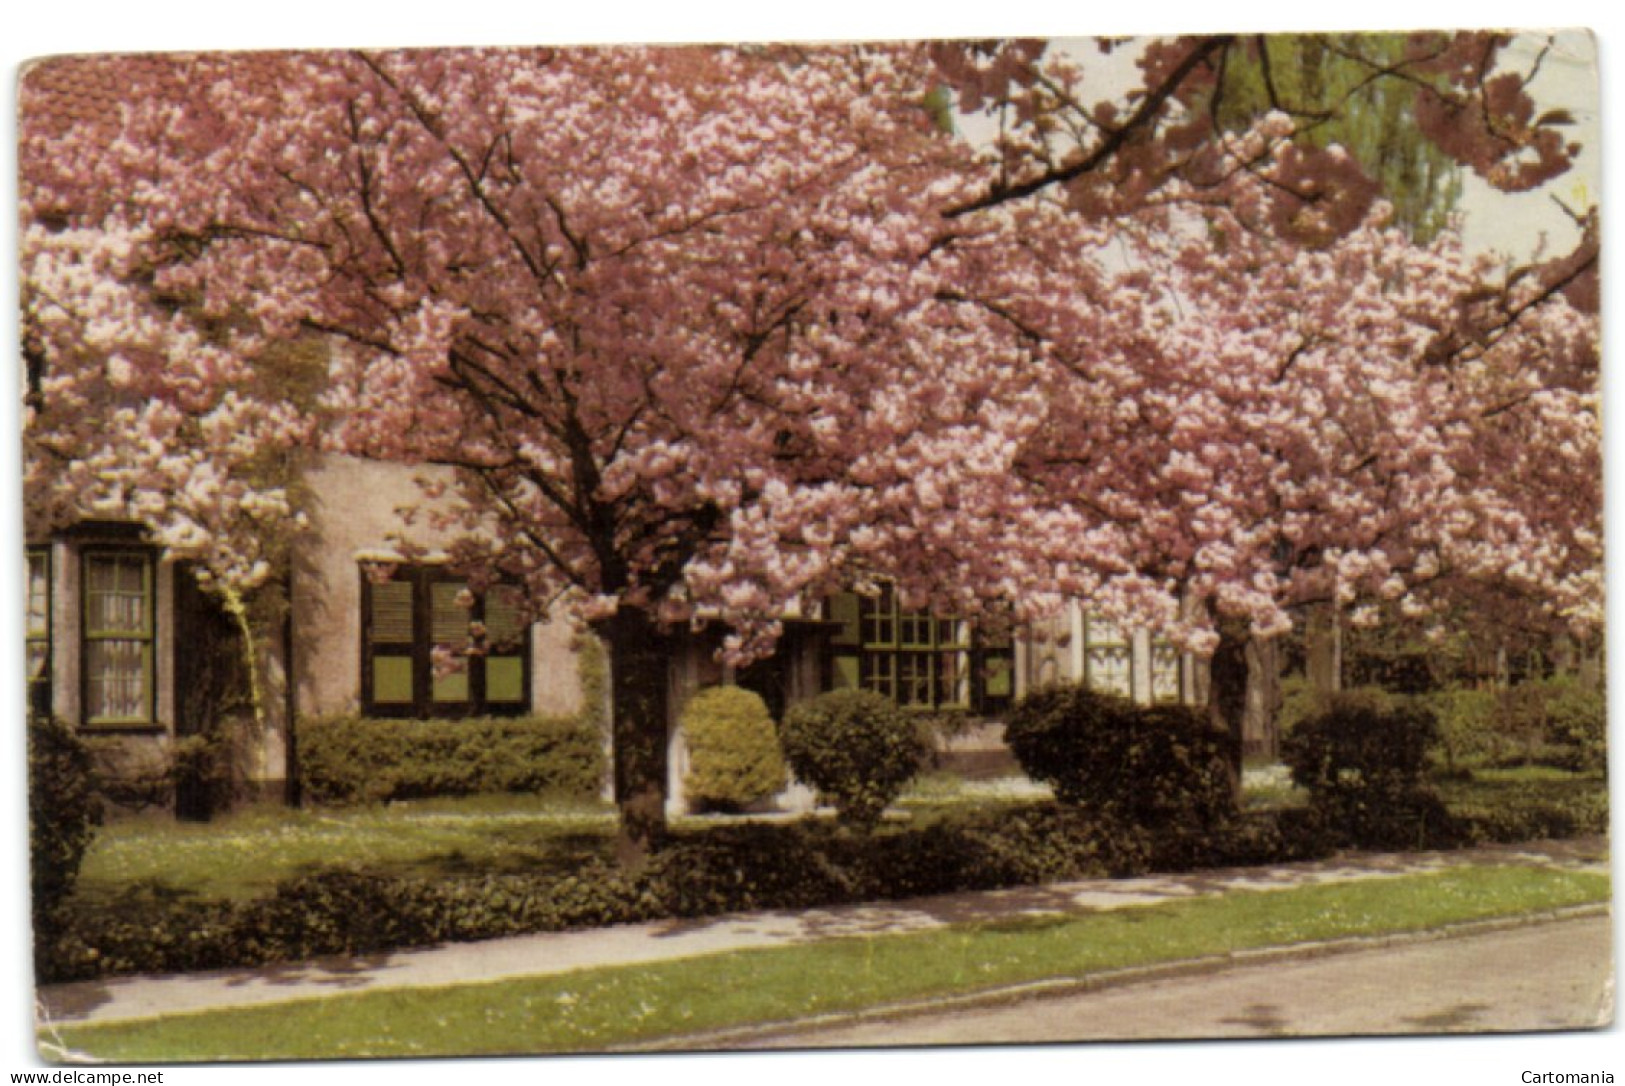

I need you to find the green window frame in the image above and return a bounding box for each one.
[827,587,1013,714]
[26,547,51,719]
[360,564,530,718]
[81,549,155,726]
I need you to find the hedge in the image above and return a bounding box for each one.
[38,774,1608,986]
[296,712,604,806]
[38,805,1148,983]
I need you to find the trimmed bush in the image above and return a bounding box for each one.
[28,717,104,927]
[680,686,787,811]
[1418,685,1500,772]
[1443,780,1609,844]
[1004,685,1233,830]
[778,690,928,828]
[1277,674,1325,735]
[1418,677,1605,775]
[297,712,604,806]
[1525,676,1607,774]
[1150,807,1335,872]
[1281,690,1448,848]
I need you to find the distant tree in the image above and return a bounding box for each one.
[931,32,1584,237]
[1207,34,1464,241]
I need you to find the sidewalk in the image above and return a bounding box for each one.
[35,836,1611,1031]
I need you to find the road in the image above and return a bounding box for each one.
[747,914,1614,1047]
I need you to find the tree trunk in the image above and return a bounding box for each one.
[600,606,672,865]
[1305,602,1342,696]
[1244,634,1282,761]
[1206,618,1250,806]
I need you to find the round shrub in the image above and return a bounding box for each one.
[28,716,104,924]
[1004,685,1233,830]
[779,689,927,828]
[680,685,787,811]
[1281,689,1447,848]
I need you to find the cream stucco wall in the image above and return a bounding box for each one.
[292,455,583,719]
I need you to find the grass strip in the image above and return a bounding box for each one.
[47,864,1609,1062]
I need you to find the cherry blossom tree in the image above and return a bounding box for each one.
[21,221,314,592]
[22,45,1138,856]
[20,33,1599,843]
[980,116,1600,779]
[19,211,321,748]
[924,33,1599,773]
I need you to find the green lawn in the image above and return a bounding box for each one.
[78,794,617,902]
[47,864,1610,1062]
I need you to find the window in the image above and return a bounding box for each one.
[826,587,1014,715]
[1081,614,1187,703]
[1151,640,1184,703]
[26,547,51,718]
[360,564,530,718]
[82,550,155,725]
[1082,616,1133,697]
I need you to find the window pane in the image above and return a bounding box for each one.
[432,664,470,704]
[485,587,525,649]
[898,653,933,706]
[85,556,118,594]
[86,639,146,720]
[983,653,1013,699]
[861,653,895,700]
[431,581,470,644]
[900,611,933,648]
[27,553,49,636]
[1152,642,1182,702]
[86,557,147,635]
[863,589,894,646]
[937,650,969,706]
[1087,645,1132,697]
[831,653,860,690]
[28,642,49,682]
[373,656,414,703]
[365,564,530,715]
[487,656,525,703]
[370,581,414,644]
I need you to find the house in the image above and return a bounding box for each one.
[28,453,1208,816]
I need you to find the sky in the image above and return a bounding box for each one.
[1458,28,1600,261]
[1,3,1618,1085]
